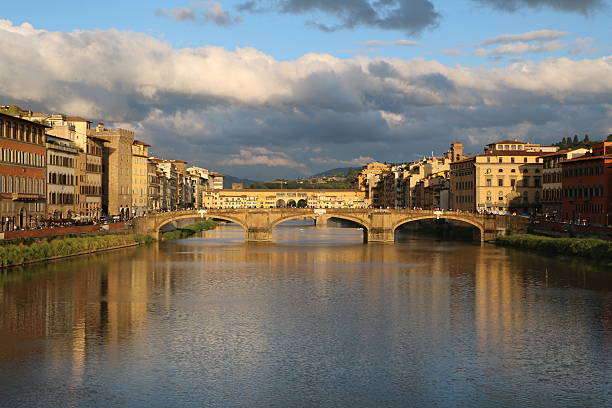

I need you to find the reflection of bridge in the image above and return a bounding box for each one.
[133,209,529,242]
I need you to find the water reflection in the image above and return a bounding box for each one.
[0,224,610,407]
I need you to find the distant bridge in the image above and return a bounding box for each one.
[132,208,529,242]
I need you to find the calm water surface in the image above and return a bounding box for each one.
[0,223,611,407]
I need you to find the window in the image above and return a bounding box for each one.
[486,191,491,201]
[0,119,3,137]
[510,179,516,187]
[486,179,492,187]
[498,178,504,187]
[524,157,528,163]
[498,191,504,201]
[498,157,503,163]
[498,169,503,173]
[522,191,529,202]
[486,168,492,174]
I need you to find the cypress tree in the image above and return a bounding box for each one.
[572,135,579,145]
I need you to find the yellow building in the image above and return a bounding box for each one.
[202,189,369,209]
[132,140,150,216]
[450,140,545,214]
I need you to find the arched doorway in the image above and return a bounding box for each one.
[18,208,26,229]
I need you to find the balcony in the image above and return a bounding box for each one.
[12,193,43,201]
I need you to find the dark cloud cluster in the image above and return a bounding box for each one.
[472,0,606,15]
[0,21,610,179]
[238,0,441,35]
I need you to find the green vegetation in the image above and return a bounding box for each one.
[245,168,361,190]
[495,234,612,263]
[0,234,153,268]
[161,220,217,241]
[554,134,604,150]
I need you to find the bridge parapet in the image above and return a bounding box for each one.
[131,208,529,243]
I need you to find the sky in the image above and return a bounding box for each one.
[0,0,611,180]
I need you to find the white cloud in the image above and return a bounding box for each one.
[476,30,568,46]
[473,40,565,56]
[310,156,376,166]
[568,37,600,55]
[0,20,610,178]
[221,148,307,169]
[359,40,422,46]
[156,1,241,27]
[340,48,380,55]
[441,48,464,57]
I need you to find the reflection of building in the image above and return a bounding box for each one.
[202,189,369,209]
[90,124,134,218]
[540,148,589,218]
[46,134,79,219]
[0,113,47,230]
[450,140,546,213]
[561,141,612,225]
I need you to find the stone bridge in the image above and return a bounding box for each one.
[132,208,529,243]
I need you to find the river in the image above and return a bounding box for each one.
[0,222,610,407]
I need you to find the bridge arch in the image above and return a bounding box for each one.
[153,213,249,238]
[270,213,370,231]
[391,215,484,241]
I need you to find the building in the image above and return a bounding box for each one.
[132,140,150,216]
[46,134,79,220]
[147,159,161,212]
[209,172,224,190]
[561,141,612,225]
[153,159,178,211]
[484,140,558,154]
[186,166,210,209]
[90,124,134,218]
[0,113,47,230]
[76,135,107,220]
[540,148,590,218]
[450,141,545,214]
[202,189,369,209]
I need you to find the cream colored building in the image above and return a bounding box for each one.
[90,125,134,218]
[46,134,79,219]
[202,189,369,209]
[131,140,150,216]
[450,140,545,214]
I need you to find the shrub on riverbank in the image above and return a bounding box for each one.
[0,234,152,268]
[495,234,612,262]
[162,220,218,241]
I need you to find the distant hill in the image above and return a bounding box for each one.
[223,175,259,189]
[310,167,360,178]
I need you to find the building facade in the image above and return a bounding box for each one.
[46,134,79,219]
[450,140,545,214]
[202,189,369,209]
[132,140,150,216]
[90,125,134,218]
[541,148,589,218]
[0,113,47,230]
[561,141,612,225]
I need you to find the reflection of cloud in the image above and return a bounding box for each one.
[155,1,241,26]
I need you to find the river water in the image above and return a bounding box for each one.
[0,222,610,407]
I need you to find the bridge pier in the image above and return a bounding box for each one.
[246,228,273,242]
[367,228,395,243]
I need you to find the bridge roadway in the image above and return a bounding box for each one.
[132,208,529,243]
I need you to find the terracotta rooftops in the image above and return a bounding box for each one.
[65,116,92,123]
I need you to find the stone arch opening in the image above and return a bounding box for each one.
[155,214,248,240]
[276,199,286,208]
[287,199,297,208]
[271,214,370,242]
[297,199,308,208]
[392,216,483,242]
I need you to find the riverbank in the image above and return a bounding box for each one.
[0,234,154,268]
[161,220,218,241]
[495,234,612,263]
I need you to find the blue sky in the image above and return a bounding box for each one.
[1,0,611,179]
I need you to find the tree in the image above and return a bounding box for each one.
[583,134,590,143]
[572,135,579,145]
[607,134,612,142]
